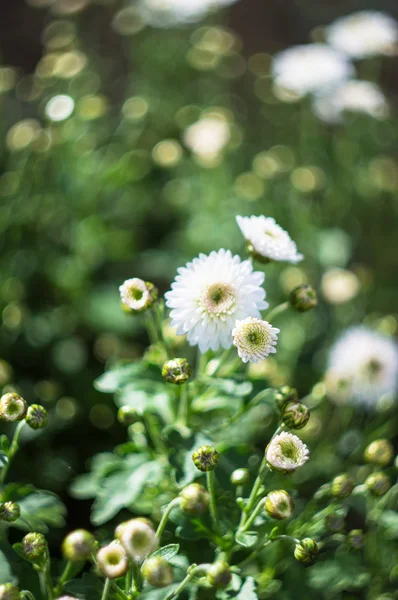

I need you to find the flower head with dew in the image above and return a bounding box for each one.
[165,249,268,353]
[325,326,398,408]
[326,11,398,59]
[236,216,303,264]
[232,317,279,363]
[183,116,231,164]
[271,44,354,99]
[266,432,309,473]
[313,80,389,124]
[119,278,158,313]
[139,0,238,27]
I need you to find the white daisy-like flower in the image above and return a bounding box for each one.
[236,215,303,264]
[165,249,268,353]
[139,0,238,27]
[326,326,398,408]
[271,44,354,98]
[313,80,389,123]
[183,117,231,163]
[326,11,398,59]
[232,317,279,363]
[97,543,128,579]
[119,278,157,312]
[265,431,309,473]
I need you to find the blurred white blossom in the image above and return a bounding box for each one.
[139,0,238,26]
[313,80,389,123]
[183,116,231,163]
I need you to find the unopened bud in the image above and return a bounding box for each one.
[116,519,158,562]
[325,512,345,533]
[97,542,128,579]
[21,532,48,561]
[294,538,318,565]
[230,468,250,487]
[331,474,354,499]
[0,583,20,600]
[142,556,173,588]
[0,393,27,422]
[289,284,317,312]
[119,278,158,313]
[0,502,20,523]
[281,401,310,430]
[192,446,219,472]
[117,406,140,426]
[365,472,391,497]
[25,404,48,430]
[347,529,364,550]
[265,490,294,520]
[364,439,393,467]
[275,386,298,411]
[180,484,209,516]
[62,529,96,562]
[207,561,232,589]
[162,358,192,385]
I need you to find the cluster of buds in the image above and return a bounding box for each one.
[62,529,96,562]
[119,278,158,313]
[0,501,20,523]
[289,284,318,313]
[162,358,192,385]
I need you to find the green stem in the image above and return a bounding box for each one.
[144,313,159,345]
[239,498,265,534]
[210,347,234,377]
[266,302,289,323]
[144,413,167,455]
[21,592,36,600]
[215,388,275,433]
[177,384,189,426]
[130,561,142,595]
[153,304,172,358]
[53,560,74,596]
[101,578,111,600]
[111,582,130,600]
[125,567,132,594]
[156,498,181,540]
[164,564,211,600]
[236,539,272,569]
[206,471,220,534]
[0,421,25,485]
[239,454,270,528]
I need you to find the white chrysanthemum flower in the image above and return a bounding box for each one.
[139,0,238,27]
[313,80,389,123]
[266,432,309,473]
[326,11,398,59]
[271,44,354,98]
[97,543,128,579]
[232,317,279,363]
[236,215,303,264]
[165,249,268,353]
[326,326,398,407]
[183,117,231,163]
[119,278,157,312]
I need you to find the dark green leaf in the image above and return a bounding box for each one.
[0,435,9,454]
[235,530,258,548]
[309,557,370,592]
[150,544,179,561]
[13,491,66,533]
[94,362,143,393]
[0,549,14,584]
[64,573,104,600]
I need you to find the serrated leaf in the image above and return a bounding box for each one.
[69,453,123,500]
[14,491,66,533]
[309,557,370,592]
[235,530,258,548]
[150,544,179,561]
[94,362,142,393]
[0,549,14,584]
[237,577,258,599]
[64,573,104,600]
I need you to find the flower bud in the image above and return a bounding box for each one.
[289,284,317,312]
[162,358,192,385]
[294,538,318,565]
[25,404,48,430]
[207,561,232,589]
[325,512,345,533]
[0,393,27,422]
[347,529,364,550]
[330,474,354,499]
[117,406,140,426]
[97,542,128,579]
[365,472,391,497]
[281,401,310,430]
[192,446,219,472]
[275,386,298,411]
[364,439,393,467]
[116,519,159,562]
[230,468,250,487]
[119,278,158,313]
[62,529,96,562]
[265,432,309,473]
[0,502,21,523]
[21,532,48,561]
[265,490,294,520]
[142,556,173,588]
[180,484,209,516]
[0,583,20,600]
[56,597,79,600]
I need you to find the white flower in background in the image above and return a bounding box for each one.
[140,0,238,27]
[326,11,398,59]
[165,249,268,352]
[119,278,157,312]
[326,326,398,407]
[183,117,231,163]
[45,95,75,122]
[232,317,279,363]
[236,215,303,264]
[321,268,360,304]
[271,44,354,98]
[266,432,309,472]
[313,80,389,123]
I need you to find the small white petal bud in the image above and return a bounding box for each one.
[97,542,128,579]
[264,490,294,520]
[119,278,158,313]
[142,556,173,588]
[62,529,96,562]
[116,519,159,562]
[0,393,27,422]
[265,432,309,473]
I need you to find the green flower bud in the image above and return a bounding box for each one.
[119,279,158,313]
[265,490,294,520]
[364,439,393,467]
[325,512,345,533]
[207,561,232,589]
[25,404,48,430]
[314,483,331,501]
[116,519,159,562]
[275,386,298,411]
[142,556,173,588]
[294,538,318,565]
[62,529,96,562]
[161,358,192,385]
[0,393,27,422]
[97,542,128,579]
[331,474,354,499]
[365,472,391,497]
[347,529,364,550]
[230,468,250,487]
[117,406,140,426]
[0,502,20,523]
[0,583,20,600]
[180,484,209,516]
[281,401,310,430]
[192,446,219,472]
[21,532,48,561]
[289,284,317,312]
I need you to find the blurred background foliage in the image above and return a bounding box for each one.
[0,0,397,550]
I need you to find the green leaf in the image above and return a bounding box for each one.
[309,557,370,592]
[94,362,142,393]
[379,510,398,539]
[204,378,253,397]
[150,544,179,561]
[141,585,176,599]
[0,435,9,454]
[69,453,123,500]
[64,573,104,600]
[237,577,258,599]
[235,530,258,548]
[14,491,66,533]
[0,549,14,584]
